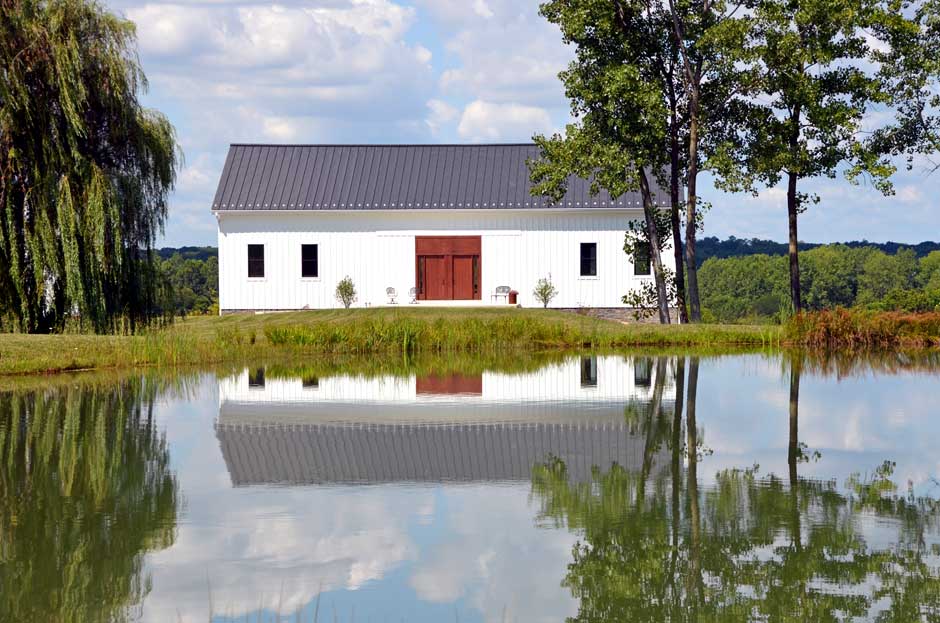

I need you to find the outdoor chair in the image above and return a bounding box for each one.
[491,285,511,303]
[386,287,398,304]
[408,287,418,303]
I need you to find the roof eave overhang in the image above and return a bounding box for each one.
[211,205,658,216]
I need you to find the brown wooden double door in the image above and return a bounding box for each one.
[416,236,481,300]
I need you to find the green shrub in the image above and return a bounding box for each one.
[533,277,558,308]
[335,276,357,309]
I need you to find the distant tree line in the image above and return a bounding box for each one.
[696,237,940,266]
[155,249,218,317]
[700,246,940,322]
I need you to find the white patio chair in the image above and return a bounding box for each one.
[491,285,511,303]
[386,287,398,304]
[408,287,418,303]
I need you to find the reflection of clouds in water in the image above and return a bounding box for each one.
[144,485,425,622]
[146,388,426,621]
[695,355,940,493]
[408,485,578,622]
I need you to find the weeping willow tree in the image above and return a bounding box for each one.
[0,0,180,333]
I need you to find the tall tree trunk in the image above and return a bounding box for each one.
[686,357,702,608]
[786,170,802,313]
[639,357,669,497]
[685,90,702,322]
[786,104,803,314]
[669,356,686,608]
[639,168,671,324]
[788,355,803,557]
[788,354,801,489]
[669,111,689,324]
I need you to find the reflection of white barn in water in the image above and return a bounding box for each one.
[216,356,675,486]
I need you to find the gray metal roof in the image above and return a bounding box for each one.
[215,421,667,486]
[211,144,665,211]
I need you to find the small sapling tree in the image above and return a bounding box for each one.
[533,277,558,308]
[335,276,357,309]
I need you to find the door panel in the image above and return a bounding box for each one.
[415,237,481,300]
[423,255,450,300]
[453,255,475,300]
[416,373,483,395]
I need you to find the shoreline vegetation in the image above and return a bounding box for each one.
[1,308,779,378]
[1,307,938,380]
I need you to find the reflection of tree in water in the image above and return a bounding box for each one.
[0,379,179,622]
[531,356,940,622]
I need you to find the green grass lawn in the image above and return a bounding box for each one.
[0,307,782,377]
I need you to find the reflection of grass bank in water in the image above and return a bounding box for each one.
[0,308,780,377]
[786,309,940,348]
[262,313,779,353]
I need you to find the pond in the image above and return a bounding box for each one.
[1,352,939,622]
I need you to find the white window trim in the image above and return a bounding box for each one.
[301,242,320,281]
[579,241,598,279]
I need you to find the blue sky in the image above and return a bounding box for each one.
[107,0,939,247]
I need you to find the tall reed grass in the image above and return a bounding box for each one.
[785,309,940,348]
[263,315,780,354]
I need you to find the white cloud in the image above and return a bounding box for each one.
[407,486,578,621]
[457,99,552,142]
[472,0,495,18]
[104,0,939,245]
[896,184,923,203]
[425,98,458,135]
[434,1,571,106]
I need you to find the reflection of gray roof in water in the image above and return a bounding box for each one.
[219,398,675,427]
[216,420,666,486]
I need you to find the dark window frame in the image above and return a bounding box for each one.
[247,244,265,279]
[580,356,598,387]
[580,242,598,277]
[301,244,319,278]
[248,367,266,389]
[633,241,652,276]
[634,358,653,387]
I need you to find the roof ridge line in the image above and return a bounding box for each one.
[228,143,539,148]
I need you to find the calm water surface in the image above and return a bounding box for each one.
[2,353,939,622]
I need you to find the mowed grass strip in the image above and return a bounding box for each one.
[0,307,781,377]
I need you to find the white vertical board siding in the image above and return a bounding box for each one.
[217,209,673,310]
[220,356,671,405]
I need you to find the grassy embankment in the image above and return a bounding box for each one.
[0,307,780,377]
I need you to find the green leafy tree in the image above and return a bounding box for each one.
[158,253,219,316]
[800,245,863,310]
[867,0,940,174]
[920,250,940,291]
[728,0,898,314]
[858,250,905,304]
[335,276,356,309]
[665,0,756,323]
[533,277,558,308]
[530,1,679,323]
[0,0,180,333]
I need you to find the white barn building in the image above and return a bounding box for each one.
[211,144,674,313]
